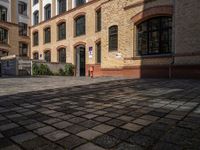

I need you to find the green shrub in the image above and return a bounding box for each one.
[32,63,52,76]
[32,63,39,75]
[64,63,75,76]
[59,68,65,76]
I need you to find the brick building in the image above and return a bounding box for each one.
[1,0,200,78]
[0,0,31,58]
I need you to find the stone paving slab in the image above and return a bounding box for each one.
[0,79,200,149]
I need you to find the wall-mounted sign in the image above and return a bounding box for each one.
[89,47,93,59]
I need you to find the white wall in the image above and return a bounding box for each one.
[31,1,39,25]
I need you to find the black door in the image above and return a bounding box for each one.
[79,47,85,76]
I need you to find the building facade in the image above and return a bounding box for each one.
[1,0,200,78]
[0,0,31,58]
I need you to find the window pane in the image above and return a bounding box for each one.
[19,43,28,57]
[137,16,172,55]
[149,31,159,54]
[96,42,101,63]
[96,9,101,32]
[58,0,66,14]
[76,0,86,7]
[148,18,160,31]
[45,4,51,20]
[0,6,7,21]
[0,27,8,44]
[75,16,85,36]
[138,32,148,55]
[109,26,118,51]
[58,22,66,40]
[58,48,66,63]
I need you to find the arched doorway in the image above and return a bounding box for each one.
[75,45,85,76]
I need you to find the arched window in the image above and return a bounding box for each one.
[33,10,39,25]
[33,31,39,46]
[109,25,118,51]
[44,4,51,20]
[75,15,85,36]
[44,27,51,43]
[57,22,66,40]
[137,16,172,55]
[96,8,101,32]
[33,52,39,60]
[58,0,66,14]
[44,50,51,62]
[0,27,8,44]
[0,5,7,21]
[75,0,86,7]
[58,48,66,63]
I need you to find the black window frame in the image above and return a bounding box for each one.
[44,27,51,43]
[57,22,66,40]
[96,41,101,64]
[44,50,51,62]
[109,25,118,51]
[19,42,28,57]
[44,4,51,21]
[33,10,39,25]
[18,1,27,16]
[33,31,39,46]
[19,22,28,36]
[0,27,8,44]
[75,15,85,37]
[58,0,66,15]
[137,16,172,56]
[96,8,101,32]
[58,48,66,63]
[0,5,7,21]
[75,0,86,7]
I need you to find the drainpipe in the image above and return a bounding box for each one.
[169,0,176,79]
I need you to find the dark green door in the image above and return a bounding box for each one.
[79,47,85,76]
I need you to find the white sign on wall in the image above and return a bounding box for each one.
[89,47,93,59]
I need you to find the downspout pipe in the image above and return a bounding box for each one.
[169,0,176,79]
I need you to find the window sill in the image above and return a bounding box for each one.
[108,49,118,52]
[44,42,51,44]
[57,38,66,42]
[19,14,29,18]
[74,34,86,38]
[131,53,173,60]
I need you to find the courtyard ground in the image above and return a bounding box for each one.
[0,77,200,150]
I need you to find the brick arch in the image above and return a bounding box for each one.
[56,45,67,50]
[32,29,39,34]
[73,12,86,20]
[56,19,66,25]
[131,5,173,25]
[73,42,86,48]
[0,25,9,30]
[43,48,51,53]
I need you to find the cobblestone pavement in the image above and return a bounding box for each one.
[0,76,127,96]
[0,79,200,150]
